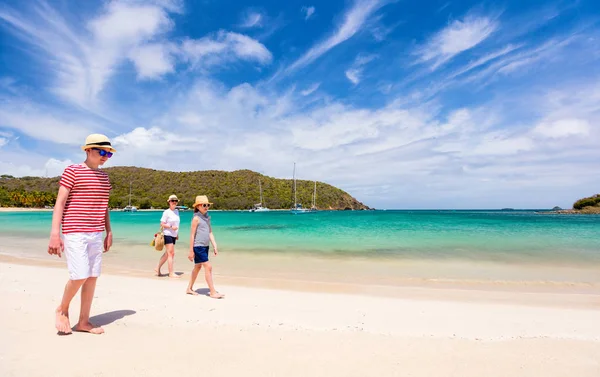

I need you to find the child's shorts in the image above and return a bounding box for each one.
[63,232,103,280]
[193,246,209,264]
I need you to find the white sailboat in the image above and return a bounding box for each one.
[250,179,270,212]
[123,181,138,212]
[310,180,318,211]
[291,162,310,214]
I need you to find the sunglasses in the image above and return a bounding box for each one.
[169,200,179,203]
[200,204,211,208]
[92,148,113,158]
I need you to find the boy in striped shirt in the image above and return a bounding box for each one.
[48,134,115,335]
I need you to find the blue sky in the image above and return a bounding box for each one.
[0,0,599,209]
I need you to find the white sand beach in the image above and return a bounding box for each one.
[1,259,599,377]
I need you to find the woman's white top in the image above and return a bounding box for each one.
[160,209,180,237]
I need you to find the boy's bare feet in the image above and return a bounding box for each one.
[209,292,225,299]
[154,268,162,277]
[169,274,180,278]
[186,289,199,295]
[55,307,72,334]
[73,322,105,334]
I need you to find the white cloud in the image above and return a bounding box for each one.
[344,54,377,84]
[239,10,264,28]
[0,158,73,177]
[300,83,320,96]
[129,43,176,79]
[301,6,316,21]
[113,126,201,154]
[283,0,386,75]
[345,69,361,84]
[44,158,75,177]
[533,118,591,139]
[0,100,97,145]
[0,137,7,148]
[417,15,498,70]
[0,1,271,108]
[181,31,272,67]
[0,0,174,108]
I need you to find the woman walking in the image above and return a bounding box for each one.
[186,195,224,298]
[155,194,181,278]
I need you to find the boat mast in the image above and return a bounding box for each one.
[312,180,316,208]
[128,181,132,206]
[293,162,297,209]
[259,179,263,205]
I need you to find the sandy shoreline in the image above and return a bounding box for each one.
[1,261,599,377]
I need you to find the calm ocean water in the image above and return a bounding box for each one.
[0,210,599,265]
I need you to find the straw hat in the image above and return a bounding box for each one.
[193,195,213,208]
[81,134,116,153]
[167,194,179,203]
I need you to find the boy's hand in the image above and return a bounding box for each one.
[48,233,64,257]
[172,226,178,231]
[104,232,113,252]
[188,251,194,262]
[213,246,218,256]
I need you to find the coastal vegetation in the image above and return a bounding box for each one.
[571,194,600,213]
[0,167,369,210]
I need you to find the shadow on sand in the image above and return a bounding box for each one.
[89,309,136,327]
[193,288,211,296]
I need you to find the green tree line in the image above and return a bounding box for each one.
[573,194,600,210]
[1,167,369,210]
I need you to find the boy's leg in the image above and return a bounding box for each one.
[203,262,224,299]
[74,232,104,334]
[56,279,86,334]
[186,264,202,295]
[75,277,103,334]
[56,232,91,334]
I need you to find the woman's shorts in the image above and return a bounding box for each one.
[193,246,209,264]
[164,235,177,245]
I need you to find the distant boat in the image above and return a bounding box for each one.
[310,180,318,212]
[176,205,189,211]
[250,179,270,212]
[291,163,311,214]
[123,181,138,212]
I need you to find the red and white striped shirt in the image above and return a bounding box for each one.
[60,164,111,234]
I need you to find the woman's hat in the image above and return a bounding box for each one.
[167,194,179,203]
[193,195,213,208]
[81,134,116,153]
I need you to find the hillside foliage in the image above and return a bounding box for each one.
[573,194,600,210]
[0,167,369,210]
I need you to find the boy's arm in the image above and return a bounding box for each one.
[48,185,70,257]
[103,208,112,252]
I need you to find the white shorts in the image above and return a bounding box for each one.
[63,232,104,280]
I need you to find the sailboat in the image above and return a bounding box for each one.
[310,180,318,211]
[123,181,138,212]
[250,179,270,212]
[291,163,310,214]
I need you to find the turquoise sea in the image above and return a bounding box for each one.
[0,210,599,266]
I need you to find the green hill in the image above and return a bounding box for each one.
[0,167,369,210]
[572,194,600,213]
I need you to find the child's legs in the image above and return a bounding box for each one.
[202,261,217,294]
[187,264,202,291]
[79,232,103,323]
[61,232,97,313]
